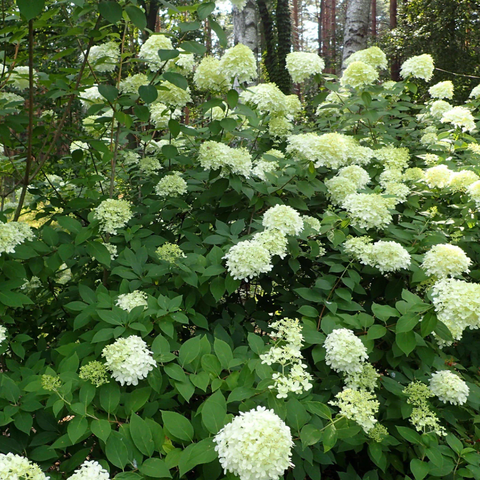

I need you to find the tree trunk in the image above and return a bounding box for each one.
[233,0,259,55]
[257,0,277,83]
[341,0,371,70]
[276,0,292,93]
[390,0,400,80]
[292,0,300,51]
[371,0,376,38]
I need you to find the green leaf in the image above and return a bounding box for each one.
[162,411,194,442]
[410,459,430,480]
[210,277,225,302]
[301,424,323,448]
[140,458,171,478]
[446,434,463,454]
[395,331,416,356]
[98,84,118,102]
[396,313,420,333]
[91,419,111,443]
[130,413,155,457]
[304,401,332,420]
[178,438,217,477]
[226,89,239,109]
[372,303,399,321]
[163,72,188,90]
[126,5,146,30]
[197,2,215,19]
[202,390,226,434]
[322,424,337,452]
[87,241,111,267]
[67,416,88,444]
[286,398,310,432]
[213,338,233,370]
[106,432,129,469]
[57,216,82,234]
[17,0,45,21]
[139,85,158,104]
[434,320,453,342]
[396,426,421,444]
[367,324,387,340]
[180,41,207,55]
[178,336,201,367]
[420,311,437,337]
[99,382,120,413]
[209,19,227,47]
[98,1,122,23]
[201,354,222,377]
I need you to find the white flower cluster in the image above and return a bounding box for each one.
[429,370,469,405]
[467,180,480,206]
[0,221,34,254]
[240,83,287,116]
[194,56,228,92]
[374,146,410,170]
[224,240,272,281]
[431,278,480,345]
[213,406,293,480]
[139,34,174,71]
[342,193,393,230]
[166,51,195,74]
[0,325,7,345]
[67,460,110,480]
[116,290,148,312]
[8,66,37,90]
[430,100,452,119]
[429,81,454,99]
[441,106,476,132]
[102,335,156,386]
[262,204,304,236]
[260,318,313,398]
[149,102,181,129]
[286,52,325,83]
[157,81,192,107]
[252,159,279,181]
[0,453,49,480]
[253,229,288,258]
[470,84,480,99]
[80,86,104,108]
[82,41,119,72]
[344,363,380,391]
[324,328,368,374]
[93,199,132,235]
[329,388,379,433]
[341,61,379,88]
[325,166,370,205]
[345,237,410,274]
[119,73,149,94]
[139,156,162,175]
[219,43,257,84]
[423,164,453,189]
[400,54,434,81]
[155,172,187,197]
[421,244,471,278]
[198,141,252,177]
[345,46,387,70]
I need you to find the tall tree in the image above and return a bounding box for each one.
[341,0,371,69]
[233,0,259,54]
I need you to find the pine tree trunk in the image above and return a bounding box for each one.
[276,0,292,93]
[341,0,371,70]
[257,0,277,83]
[233,0,259,55]
[390,0,400,80]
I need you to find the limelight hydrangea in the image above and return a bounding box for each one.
[79,361,110,387]
[324,328,368,374]
[329,388,379,433]
[449,170,479,191]
[467,180,480,206]
[80,86,104,108]
[344,236,373,259]
[150,102,181,128]
[9,66,37,90]
[240,83,287,115]
[285,95,302,116]
[344,46,387,70]
[429,81,454,100]
[155,172,187,197]
[429,371,469,405]
[423,164,453,189]
[139,156,162,175]
[285,52,325,83]
[157,81,191,107]
[0,91,24,105]
[340,61,379,88]
[268,116,293,138]
[374,146,410,170]
[442,106,476,132]
[337,165,370,189]
[0,221,34,254]
[116,290,148,312]
[367,240,411,273]
[383,182,410,204]
[344,363,380,391]
[262,205,304,236]
[214,406,294,480]
[253,230,288,258]
[252,159,279,181]
[0,453,49,480]
[431,278,480,344]
[198,141,252,177]
[139,34,174,71]
[193,56,229,92]
[403,167,424,182]
[400,54,434,81]
[156,243,186,263]
[379,168,403,186]
[342,193,392,230]
[70,140,89,153]
[429,100,452,119]
[119,73,149,95]
[121,150,140,166]
[67,460,110,480]
[103,335,156,386]
[325,176,358,205]
[82,41,119,72]
[302,215,321,233]
[469,84,480,99]
[224,240,272,281]
[166,51,195,74]
[93,199,132,235]
[0,325,7,345]
[422,244,471,278]
[219,43,257,83]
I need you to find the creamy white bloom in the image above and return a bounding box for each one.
[149,102,181,128]
[367,240,411,273]
[116,290,148,312]
[82,41,119,72]
[325,176,358,205]
[430,100,452,119]
[448,170,479,191]
[344,236,373,259]
[0,325,6,345]
[93,199,132,235]
[119,73,149,95]
[302,215,321,233]
[0,453,49,480]
[139,34,174,71]
[220,44,257,84]
[253,230,288,258]
[0,221,34,254]
[198,141,252,177]
[383,182,410,204]
[286,52,325,83]
[469,84,480,99]
[429,371,469,405]
[224,240,272,281]
[240,83,287,115]
[429,81,454,99]
[422,244,471,278]
[467,180,480,206]
[374,146,410,170]
[342,193,392,230]
[80,86,104,108]
[344,363,380,391]
[423,164,453,189]
[214,406,294,480]
[157,81,191,107]
[139,156,162,175]
[345,46,387,70]
[252,159,279,181]
[341,61,378,88]
[194,56,229,92]
[324,328,368,374]
[155,172,187,197]
[67,460,110,480]
[337,165,370,189]
[166,50,195,74]
[329,388,379,433]
[441,106,476,132]
[102,335,156,386]
[8,66,37,90]
[400,54,434,81]
[268,116,293,138]
[262,205,303,236]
